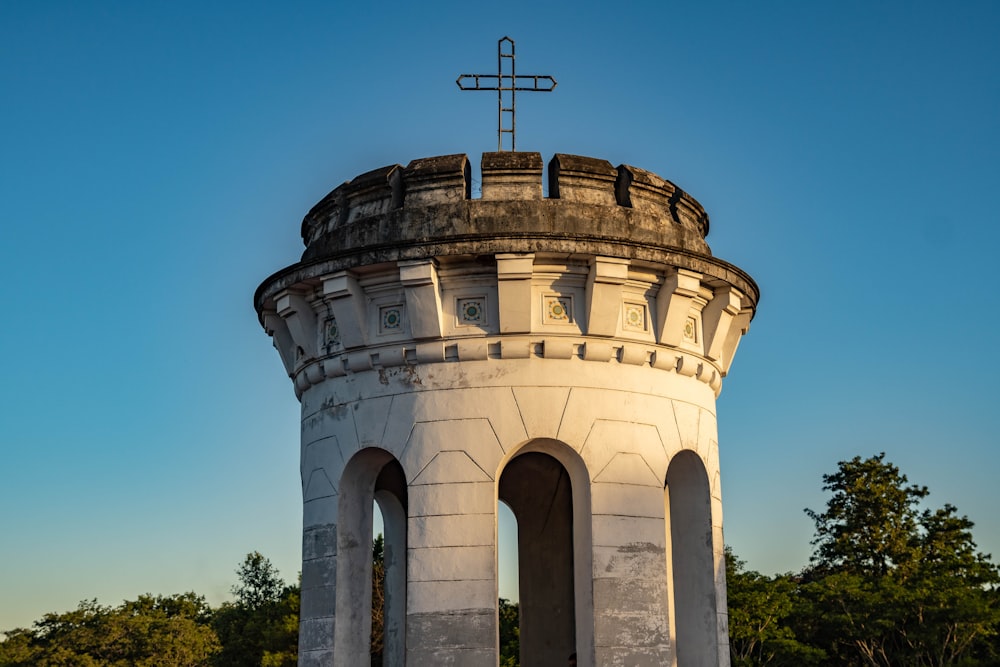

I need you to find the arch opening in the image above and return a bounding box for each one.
[666,450,718,667]
[498,451,577,667]
[335,449,407,666]
[497,499,520,604]
[497,500,520,664]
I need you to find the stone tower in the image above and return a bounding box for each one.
[254,152,758,666]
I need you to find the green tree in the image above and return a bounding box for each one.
[371,534,385,665]
[213,552,298,667]
[804,452,927,578]
[802,453,1000,666]
[0,594,219,667]
[260,583,299,667]
[898,504,1000,664]
[726,548,824,666]
[0,628,34,666]
[233,552,285,610]
[498,597,520,667]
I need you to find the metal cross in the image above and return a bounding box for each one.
[456,37,557,152]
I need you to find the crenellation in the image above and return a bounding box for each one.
[549,153,618,205]
[675,188,708,237]
[618,163,675,213]
[293,153,727,269]
[343,164,402,224]
[620,163,711,237]
[301,184,347,246]
[402,154,470,206]
[481,151,543,200]
[294,170,727,268]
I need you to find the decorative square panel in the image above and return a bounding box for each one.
[379,305,405,334]
[683,316,698,343]
[457,297,487,326]
[544,295,573,324]
[623,302,647,332]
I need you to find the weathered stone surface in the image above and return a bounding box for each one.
[298,583,335,619]
[595,646,671,667]
[403,154,470,206]
[593,577,669,645]
[549,153,618,206]
[406,609,495,648]
[302,524,336,560]
[289,153,739,272]
[297,649,334,667]
[298,617,334,651]
[405,647,496,666]
[256,152,757,667]
[481,151,543,200]
[407,580,496,614]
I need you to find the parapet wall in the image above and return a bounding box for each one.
[300,153,712,263]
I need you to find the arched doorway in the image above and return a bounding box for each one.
[665,450,717,667]
[498,451,577,667]
[335,448,407,665]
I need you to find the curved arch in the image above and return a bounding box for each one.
[497,439,594,667]
[335,448,407,665]
[665,449,717,667]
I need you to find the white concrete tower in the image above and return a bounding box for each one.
[254,152,758,667]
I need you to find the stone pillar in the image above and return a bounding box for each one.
[404,424,498,665]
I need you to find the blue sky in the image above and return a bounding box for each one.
[2,1,999,632]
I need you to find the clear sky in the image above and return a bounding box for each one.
[2,1,999,633]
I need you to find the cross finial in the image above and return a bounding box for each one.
[457,37,557,152]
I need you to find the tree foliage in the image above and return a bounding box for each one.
[498,597,520,667]
[0,552,299,667]
[798,453,1000,666]
[726,548,824,666]
[0,594,219,667]
[231,551,285,611]
[728,453,1000,666]
[371,533,385,665]
[212,551,298,667]
[805,453,928,578]
[4,458,999,666]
